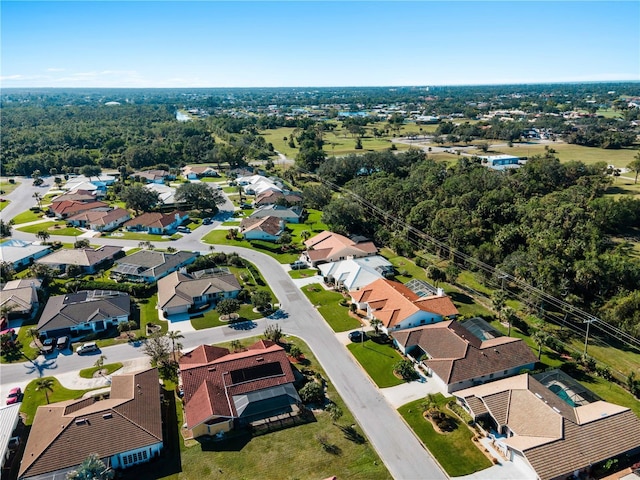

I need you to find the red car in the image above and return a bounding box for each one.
[6,387,21,405]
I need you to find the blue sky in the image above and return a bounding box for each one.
[2,1,639,88]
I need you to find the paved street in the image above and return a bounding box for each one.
[0,179,448,480]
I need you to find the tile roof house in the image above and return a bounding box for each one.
[111,250,198,283]
[66,208,131,232]
[0,278,41,318]
[124,211,188,235]
[179,340,301,439]
[19,368,163,480]
[0,239,52,270]
[318,255,394,291]
[240,216,285,242]
[248,205,303,224]
[392,319,537,392]
[37,290,130,338]
[350,278,458,334]
[49,200,109,219]
[36,246,124,274]
[51,189,97,203]
[182,165,219,179]
[236,175,283,196]
[158,270,241,316]
[254,190,302,207]
[304,231,378,266]
[454,372,640,480]
[136,169,174,184]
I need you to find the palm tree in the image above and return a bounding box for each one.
[628,152,640,184]
[166,330,184,360]
[230,339,243,353]
[300,230,311,243]
[26,327,40,346]
[67,453,114,480]
[94,355,106,371]
[532,330,548,360]
[35,377,55,404]
[35,230,50,244]
[32,192,43,210]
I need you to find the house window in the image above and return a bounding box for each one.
[489,373,494,378]
[142,450,148,460]
[133,452,138,462]
[122,456,127,465]
[128,454,133,464]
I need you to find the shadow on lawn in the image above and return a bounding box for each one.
[447,291,475,305]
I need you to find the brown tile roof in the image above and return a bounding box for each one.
[157,271,241,311]
[50,200,109,216]
[36,246,123,268]
[305,231,377,264]
[124,211,187,229]
[351,279,458,329]
[19,369,162,479]
[179,341,297,429]
[240,216,284,237]
[455,373,640,480]
[51,190,97,203]
[254,190,302,206]
[67,208,130,226]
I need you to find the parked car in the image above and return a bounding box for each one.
[41,337,56,355]
[76,342,99,355]
[202,217,212,225]
[290,260,307,270]
[240,203,252,210]
[6,387,21,405]
[56,336,70,350]
[177,226,191,233]
[348,330,367,343]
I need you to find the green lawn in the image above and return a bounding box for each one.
[103,231,177,242]
[288,268,319,279]
[398,394,493,477]
[79,362,123,378]
[576,373,640,418]
[20,377,97,425]
[201,229,301,264]
[0,178,21,195]
[11,209,45,224]
[0,199,9,211]
[171,335,391,480]
[16,221,83,236]
[302,284,361,332]
[190,304,265,330]
[347,339,405,388]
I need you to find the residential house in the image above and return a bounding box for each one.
[254,190,302,207]
[111,250,198,283]
[144,183,177,206]
[479,154,521,171]
[64,174,115,194]
[455,371,640,480]
[236,175,283,196]
[392,318,537,392]
[182,165,219,179]
[240,216,285,242]
[0,403,22,470]
[319,255,394,291]
[37,290,130,338]
[0,278,41,318]
[350,278,458,334]
[179,340,301,438]
[36,246,123,274]
[51,189,97,203]
[124,211,188,235]
[158,270,241,316]
[137,169,174,184]
[304,231,378,266]
[0,239,52,270]
[249,205,303,224]
[66,208,131,232]
[19,368,163,480]
[49,200,109,219]
[59,181,102,196]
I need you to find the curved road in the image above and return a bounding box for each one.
[1,179,446,480]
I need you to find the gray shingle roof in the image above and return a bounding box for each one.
[112,250,197,279]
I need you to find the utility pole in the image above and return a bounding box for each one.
[584,318,596,355]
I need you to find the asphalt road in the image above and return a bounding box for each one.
[0,180,447,480]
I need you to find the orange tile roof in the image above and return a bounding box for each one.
[304,231,377,264]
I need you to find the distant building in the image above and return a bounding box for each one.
[136,169,174,184]
[182,165,219,179]
[249,205,303,224]
[319,255,394,291]
[478,154,521,170]
[124,211,188,235]
[240,216,285,242]
[304,231,377,266]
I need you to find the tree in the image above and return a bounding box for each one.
[299,381,324,404]
[492,290,507,321]
[325,402,343,423]
[80,164,102,182]
[532,330,547,360]
[27,327,40,346]
[230,339,243,352]
[302,184,332,210]
[35,230,50,243]
[394,360,419,381]
[369,318,382,335]
[138,241,155,250]
[288,344,302,359]
[0,261,15,282]
[32,170,43,186]
[66,453,114,480]
[28,264,55,283]
[117,320,137,339]
[74,238,90,249]
[175,182,224,213]
[426,265,446,287]
[300,230,311,243]
[35,377,55,404]
[251,290,272,311]
[32,192,43,210]
[0,219,13,238]
[166,330,184,361]
[263,323,283,343]
[142,332,171,367]
[94,355,106,371]
[216,298,240,316]
[628,153,640,184]
[119,184,159,214]
[65,264,82,278]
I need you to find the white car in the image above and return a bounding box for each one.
[76,342,99,355]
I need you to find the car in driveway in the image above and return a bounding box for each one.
[6,387,21,405]
[177,226,191,233]
[76,342,99,355]
[56,336,70,350]
[202,217,213,225]
[348,330,367,343]
[41,337,56,355]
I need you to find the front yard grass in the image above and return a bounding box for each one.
[0,199,9,211]
[202,228,301,264]
[346,339,405,388]
[302,284,361,332]
[79,362,123,378]
[398,394,492,477]
[288,268,319,279]
[172,335,391,480]
[20,377,97,425]
[11,209,46,224]
[0,178,21,195]
[103,231,176,242]
[16,221,83,236]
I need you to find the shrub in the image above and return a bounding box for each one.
[299,381,324,404]
[394,359,419,381]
